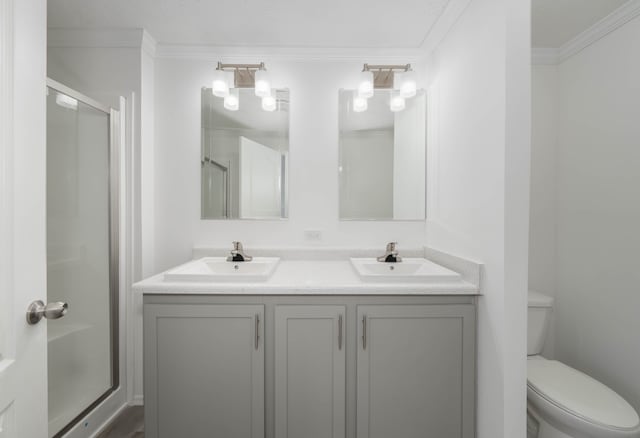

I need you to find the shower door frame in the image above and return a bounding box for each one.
[46,78,121,438]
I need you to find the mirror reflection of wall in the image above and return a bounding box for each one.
[338,89,426,221]
[201,88,289,220]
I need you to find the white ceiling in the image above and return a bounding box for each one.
[532,0,628,48]
[48,0,451,48]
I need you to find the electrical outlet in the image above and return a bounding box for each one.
[304,229,322,241]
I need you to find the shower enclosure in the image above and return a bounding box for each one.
[46,79,119,437]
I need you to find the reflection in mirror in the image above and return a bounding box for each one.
[201,88,289,219]
[338,89,426,220]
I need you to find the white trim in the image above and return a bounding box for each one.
[141,30,157,58]
[47,27,426,62]
[532,0,640,65]
[558,0,640,61]
[531,48,559,65]
[48,28,146,49]
[154,44,426,62]
[420,0,473,55]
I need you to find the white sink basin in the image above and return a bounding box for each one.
[164,257,280,282]
[350,257,461,283]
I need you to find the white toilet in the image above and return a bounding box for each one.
[527,290,640,438]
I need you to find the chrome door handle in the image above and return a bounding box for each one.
[362,315,367,350]
[26,300,68,325]
[338,314,343,350]
[255,314,260,350]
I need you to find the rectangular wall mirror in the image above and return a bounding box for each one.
[338,89,426,220]
[201,88,289,219]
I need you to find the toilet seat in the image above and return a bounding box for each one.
[528,359,640,438]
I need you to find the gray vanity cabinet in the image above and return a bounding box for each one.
[143,295,476,438]
[356,305,476,438]
[143,304,265,438]
[274,305,346,438]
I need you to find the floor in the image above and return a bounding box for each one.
[96,406,144,438]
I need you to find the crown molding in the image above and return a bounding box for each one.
[420,0,473,55]
[558,0,640,61]
[47,27,425,62]
[48,28,146,49]
[532,0,640,65]
[154,44,426,63]
[531,48,559,65]
[141,30,157,58]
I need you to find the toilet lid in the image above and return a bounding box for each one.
[527,360,639,429]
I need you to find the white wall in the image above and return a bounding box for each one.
[529,65,558,297]
[529,64,558,358]
[426,0,530,436]
[533,15,640,413]
[153,58,428,273]
[141,46,156,279]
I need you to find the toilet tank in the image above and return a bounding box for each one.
[528,290,553,356]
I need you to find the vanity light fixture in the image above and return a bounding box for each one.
[390,91,406,112]
[354,63,417,112]
[212,69,230,97]
[224,88,239,111]
[211,62,277,111]
[352,91,368,112]
[357,70,374,98]
[398,69,417,98]
[254,69,271,98]
[262,91,277,112]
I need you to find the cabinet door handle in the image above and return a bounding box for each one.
[255,314,260,350]
[338,314,343,350]
[362,315,367,350]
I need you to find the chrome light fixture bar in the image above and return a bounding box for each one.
[363,63,411,89]
[212,61,277,112]
[216,61,267,88]
[353,63,418,112]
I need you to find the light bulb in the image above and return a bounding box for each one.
[352,91,368,113]
[358,70,374,98]
[399,69,417,98]
[390,91,406,112]
[226,70,236,89]
[255,69,271,97]
[212,69,230,97]
[262,92,276,112]
[393,71,404,90]
[224,88,239,111]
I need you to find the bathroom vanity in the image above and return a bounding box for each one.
[136,249,480,438]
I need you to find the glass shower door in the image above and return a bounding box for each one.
[46,81,118,437]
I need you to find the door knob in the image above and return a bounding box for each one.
[26,300,68,325]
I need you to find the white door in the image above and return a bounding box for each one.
[0,0,49,436]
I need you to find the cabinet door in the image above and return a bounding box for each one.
[275,305,346,438]
[357,305,475,438]
[144,304,264,438]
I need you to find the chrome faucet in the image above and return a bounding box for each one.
[227,241,253,262]
[377,242,402,263]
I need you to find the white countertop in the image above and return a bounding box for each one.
[133,258,480,295]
